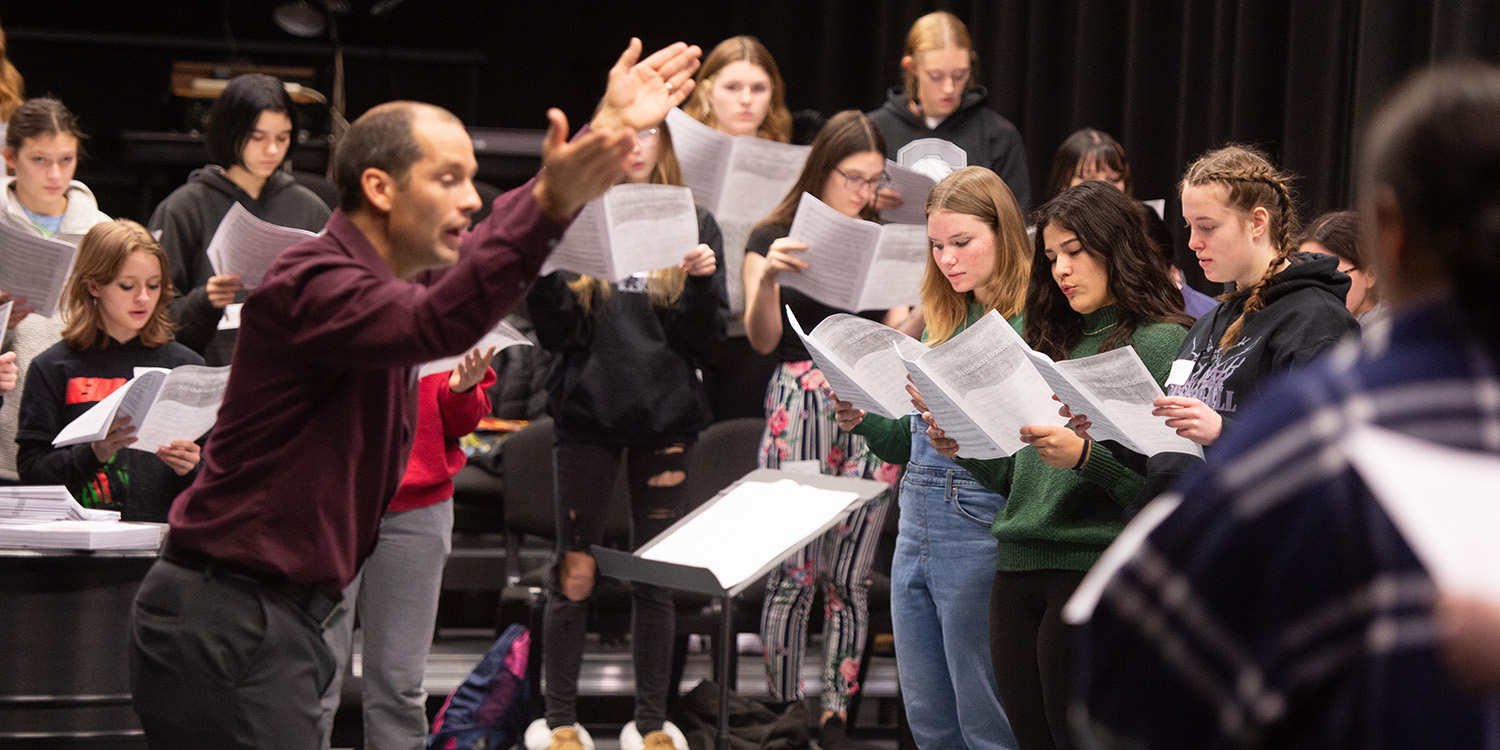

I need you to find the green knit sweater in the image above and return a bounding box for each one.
[852,301,1016,464]
[953,305,1188,572]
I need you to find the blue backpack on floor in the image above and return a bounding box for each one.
[427,624,532,750]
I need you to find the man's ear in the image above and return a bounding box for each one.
[362,168,395,213]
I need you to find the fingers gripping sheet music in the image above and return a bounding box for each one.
[787,308,924,418]
[542,184,697,281]
[417,319,533,378]
[1026,347,1203,458]
[901,312,1058,459]
[206,203,322,289]
[52,366,231,452]
[0,220,77,318]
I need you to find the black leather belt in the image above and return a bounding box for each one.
[161,541,344,630]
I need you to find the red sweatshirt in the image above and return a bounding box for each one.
[389,369,495,513]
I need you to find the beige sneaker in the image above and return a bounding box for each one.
[549,727,586,750]
[642,731,678,750]
[621,720,688,750]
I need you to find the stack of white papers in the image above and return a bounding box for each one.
[0,219,78,318]
[206,203,322,289]
[53,365,231,452]
[541,184,699,282]
[0,520,163,550]
[781,193,926,311]
[0,485,117,523]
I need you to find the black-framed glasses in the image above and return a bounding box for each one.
[835,167,891,193]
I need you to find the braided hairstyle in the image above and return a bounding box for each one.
[1179,145,1300,351]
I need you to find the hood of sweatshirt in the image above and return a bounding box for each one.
[0,176,109,239]
[1228,251,1351,310]
[185,166,300,205]
[878,85,991,128]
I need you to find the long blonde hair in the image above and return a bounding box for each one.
[921,167,1029,345]
[567,122,689,313]
[1179,145,1300,351]
[682,36,792,143]
[0,24,23,122]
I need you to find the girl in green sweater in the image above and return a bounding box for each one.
[923,180,1193,750]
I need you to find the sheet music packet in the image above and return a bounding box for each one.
[0,485,163,549]
[1022,340,1203,458]
[540,183,699,282]
[0,484,118,524]
[780,193,926,311]
[0,219,78,318]
[786,309,926,419]
[417,320,534,378]
[52,365,231,452]
[665,108,811,316]
[879,160,938,226]
[206,202,322,289]
[899,311,1059,459]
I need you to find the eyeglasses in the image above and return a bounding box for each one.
[835,167,891,194]
[635,127,660,146]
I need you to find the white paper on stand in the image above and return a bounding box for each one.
[639,479,860,590]
[52,365,231,452]
[0,220,77,318]
[205,203,321,289]
[1345,424,1500,604]
[786,308,924,419]
[780,193,924,311]
[417,320,534,378]
[541,184,698,282]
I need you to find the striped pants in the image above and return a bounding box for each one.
[757,361,896,714]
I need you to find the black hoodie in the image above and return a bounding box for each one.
[1168,251,1359,427]
[148,168,331,365]
[867,85,1032,212]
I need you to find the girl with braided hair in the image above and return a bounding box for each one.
[1152,145,1357,446]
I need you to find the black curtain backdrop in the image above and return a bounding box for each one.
[4,0,1498,291]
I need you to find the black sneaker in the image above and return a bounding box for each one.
[817,716,855,750]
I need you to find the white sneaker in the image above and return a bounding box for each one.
[620,720,688,750]
[524,718,595,750]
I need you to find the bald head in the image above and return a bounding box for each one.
[334,101,465,213]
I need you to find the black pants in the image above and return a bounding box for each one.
[543,439,690,732]
[130,559,337,749]
[989,569,1085,750]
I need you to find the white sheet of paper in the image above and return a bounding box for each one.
[417,320,533,378]
[132,365,231,452]
[787,309,923,419]
[0,219,78,318]
[216,302,243,331]
[0,484,111,523]
[639,479,859,590]
[782,193,881,311]
[51,379,135,447]
[857,223,927,310]
[880,160,938,226]
[0,519,163,550]
[1345,424,1500,603]
[0,300,12,330]
[1143,198,1166,220]
[1031,347,1203,458]
[205,203,320,288]
[543,184,698,281]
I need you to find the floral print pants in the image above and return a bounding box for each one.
[757,361,896,714]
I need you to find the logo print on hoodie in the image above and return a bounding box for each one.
[1167,336,1261,413]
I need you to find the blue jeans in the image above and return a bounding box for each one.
[892,418,1017,750]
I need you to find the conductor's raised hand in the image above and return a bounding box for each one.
[593,38,702,133]
[156,440,200,476]
[449,346,497,393]
[833,396,866,432]
[533,108,633,223]
[680,244,717,277]
[1152,395,1222,446]
[761,238,808,282]
[92,416,137,464]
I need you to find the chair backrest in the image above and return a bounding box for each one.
[499,417,631,548]
[681,417,765,513]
